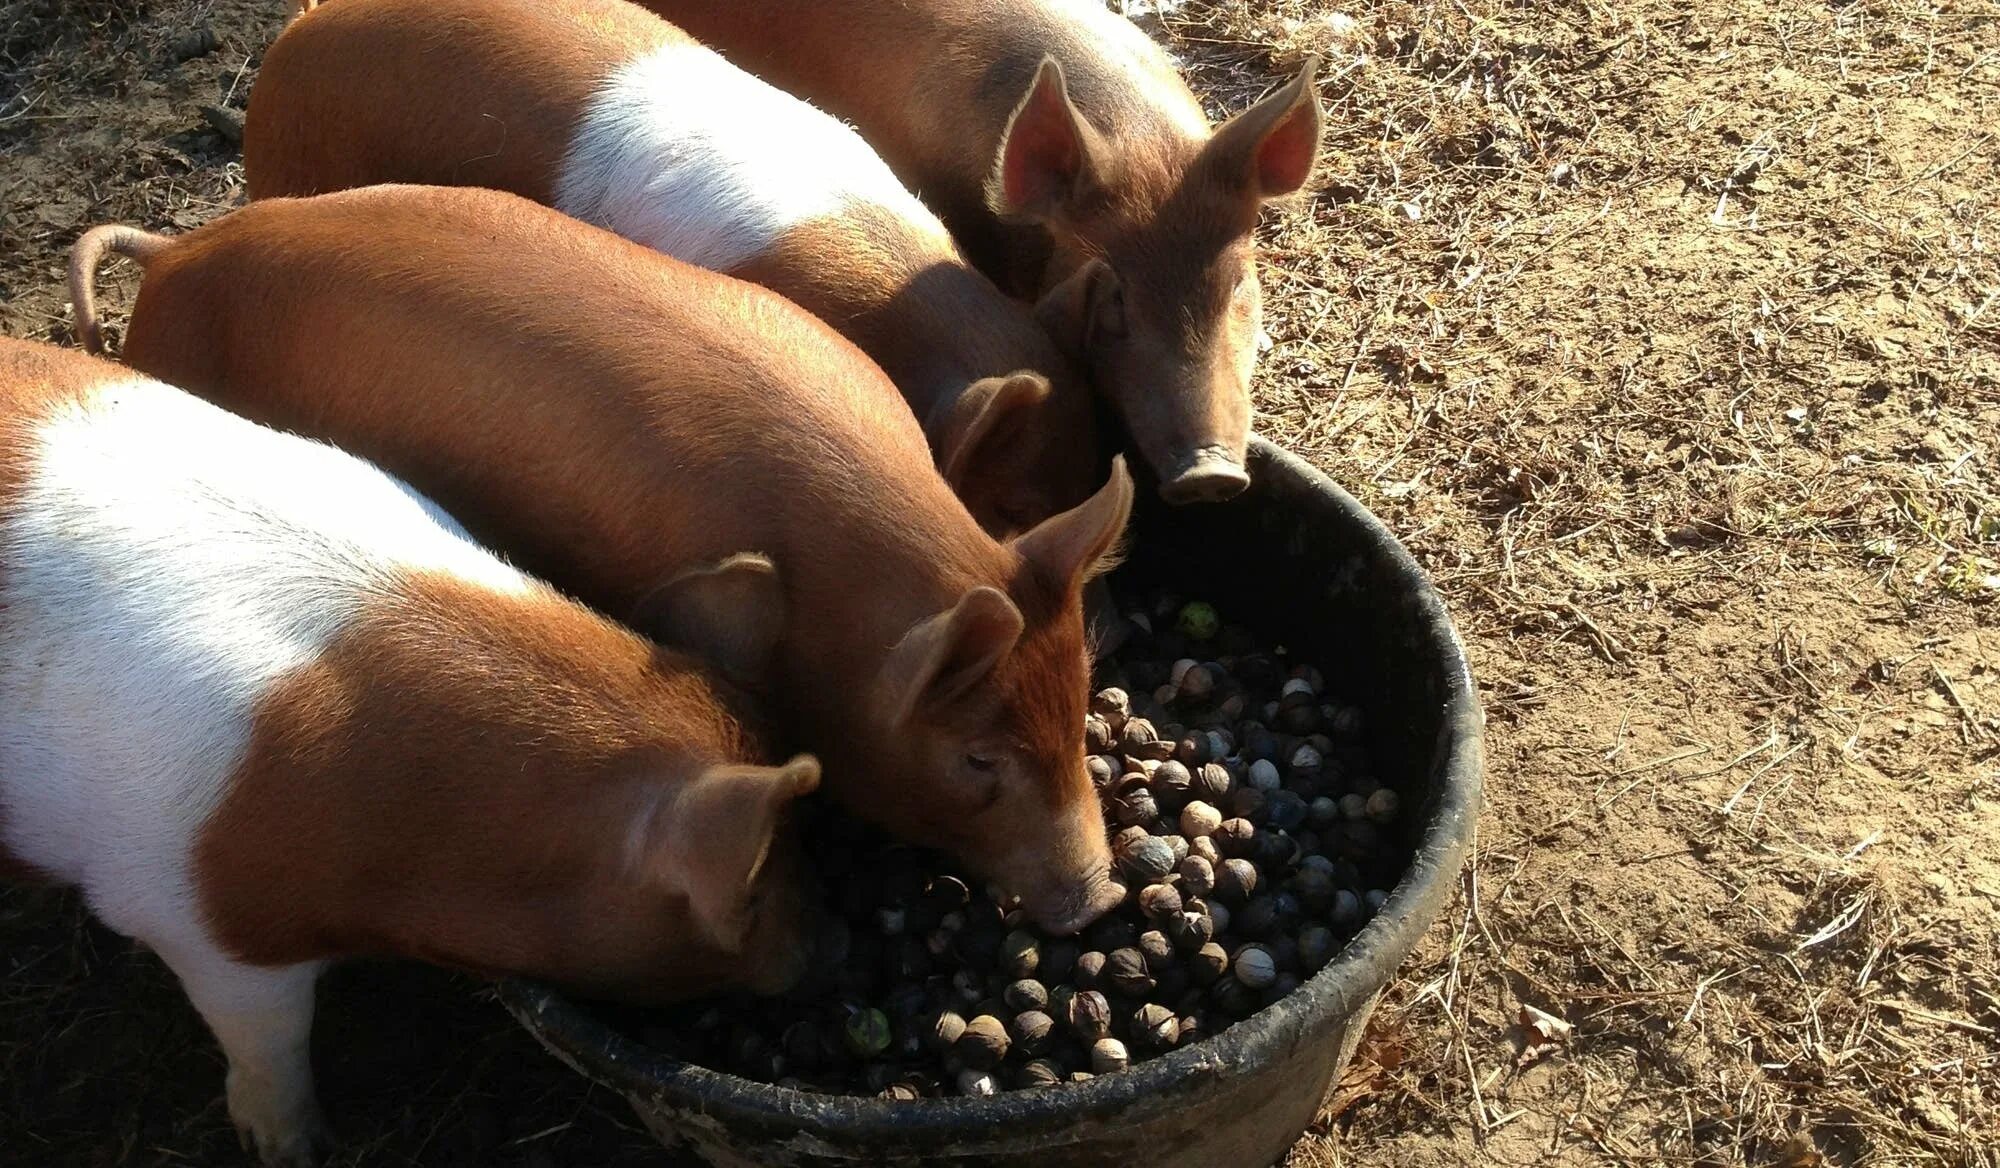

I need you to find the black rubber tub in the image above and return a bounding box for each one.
[499,436,1483,1167]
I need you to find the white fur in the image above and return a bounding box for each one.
[555,39,944,271]
[0,375,536,1164]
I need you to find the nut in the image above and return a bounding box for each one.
[1247,758,1282,791]
[1137,929,1176,970]
[1297,924,1337,972]
[956,1068,998,1096]
[1179,800,1223,838]
[1086,754,1118,787]
[1084,714,1116,753]
[1289,743,1323,773]
[1073,950,1108,990]
[1118,836,1176,882]
[1175,734,1212,767]
[1010,1009,1054,1054]
[929,1010,967,1052]
[1366,788,1401,822]
[1137,882,1183,921]
[1179,854,1216,897]
[1089,1037,1130,1074]
[1189,835,1223,866]
[1152,759,1194,802]
[843,1008,892,1059]
[956,1014,1010,1069]
[1000,929,1040,979]
[1169,910,1215,951]
[1176,601,1220,641]
[1091,687,1131,725]
[1132,1002,1180,1051]
[1066,988,1113,1040]
[1112,787,1160,827]
[1331,888,1363,926]
[1106,947,1155,996]
[1119,717,1159,753]
[1188,941,1230,985]
[1003,979,1048,1014]
[1017,1059,1065,1089]
[1195,762,1233,802]
[1178,663,1215,701]
[1215,818,1257,857]
[1215,858,1260,903]
[1233,944,1278,989]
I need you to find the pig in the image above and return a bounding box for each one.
[70,184,1131,935]
[243,0,1099,537]
[637,0,1324,504]
[0,336,821,1166]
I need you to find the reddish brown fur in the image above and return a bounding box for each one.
[92,185,1123,931]
[245,0,1099,535]
[639,0,1322,497]
[198,570,807,1002]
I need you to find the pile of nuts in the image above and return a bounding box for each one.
[630,593,1407,1098]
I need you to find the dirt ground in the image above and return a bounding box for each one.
[2,0,1996,1165]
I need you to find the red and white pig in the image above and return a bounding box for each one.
[244,0,1100,536]
[0,337,820,1166]
[640,0,1325,503]
[71,184,1131,936]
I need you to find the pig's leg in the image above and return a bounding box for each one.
[161,944,330,1167]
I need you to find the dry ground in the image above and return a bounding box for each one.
[3,0,1996,1165]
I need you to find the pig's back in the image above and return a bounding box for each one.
[0,338,534,921]
[121,185,973,614]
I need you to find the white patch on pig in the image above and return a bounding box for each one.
[556,40,943,271]
[0,374,534,948]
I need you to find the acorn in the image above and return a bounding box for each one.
[956,1015,1010,1069]
[844,1008,892,1059]
[1017,1059,1065,1089]
[1137,882,1183,922]
[1118,836,1176,883]
[1152,760,1194,804]
[1131,1002,1180,1051]
[1073,950,1108,990]
[1066,988,1113,1040]
[1177,663,1215,702]
[1106,948,1155,996]
[1215,858,1260,904]
[1000,930,1040,980]
[1004,979,1048,1014]
[1331,889,1364,927]
[1297,924,1337,972]
[1188,942,1230,985]
[956,1068,999,1096]
[1179,854,1216,897]
[1366,788,1401,822]
[1137,929,1176,971]
[1090,1037,1130,1074]
[1232,944,1278,989]
[1113,787,1160,827]
[1179,800,1223,839]
[1195,762,1234,803]
[1215,818,1257,858]
[1169,909,1215,952]
[1119,717,1160,754]
[1011,1010,1055,1055]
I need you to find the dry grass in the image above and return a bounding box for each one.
[3,0,1998,1164]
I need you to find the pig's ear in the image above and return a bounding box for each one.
[879,587,1026,726]
[1033,261,1113,360]
[666,754,820,951]
[986,56,1108,225]
[1011,454,1134,588]
[629,553,785,685]
[1201,56,1323,201]
[936,372,1051,492]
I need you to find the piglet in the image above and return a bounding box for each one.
[71,184,1130,936]
[245,0,1098,536]
[642,0,1324,503]
[0,337,819,1165]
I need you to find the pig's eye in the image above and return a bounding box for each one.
[964,752,999,773]
[1094,283,1128,339]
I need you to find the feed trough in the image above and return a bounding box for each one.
[500,436,1483,1167]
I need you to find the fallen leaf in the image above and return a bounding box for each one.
[1514,1003,1571,1067]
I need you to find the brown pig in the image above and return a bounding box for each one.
[70,184,1132,935]
[244,0,1099,536]
[0,336,820,1165]
[638,0,1324,504]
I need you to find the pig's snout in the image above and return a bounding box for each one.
[1158,446,1251,504]
[1023,867,1124,936]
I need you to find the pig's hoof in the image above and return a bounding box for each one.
[228,1090,330,1167]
